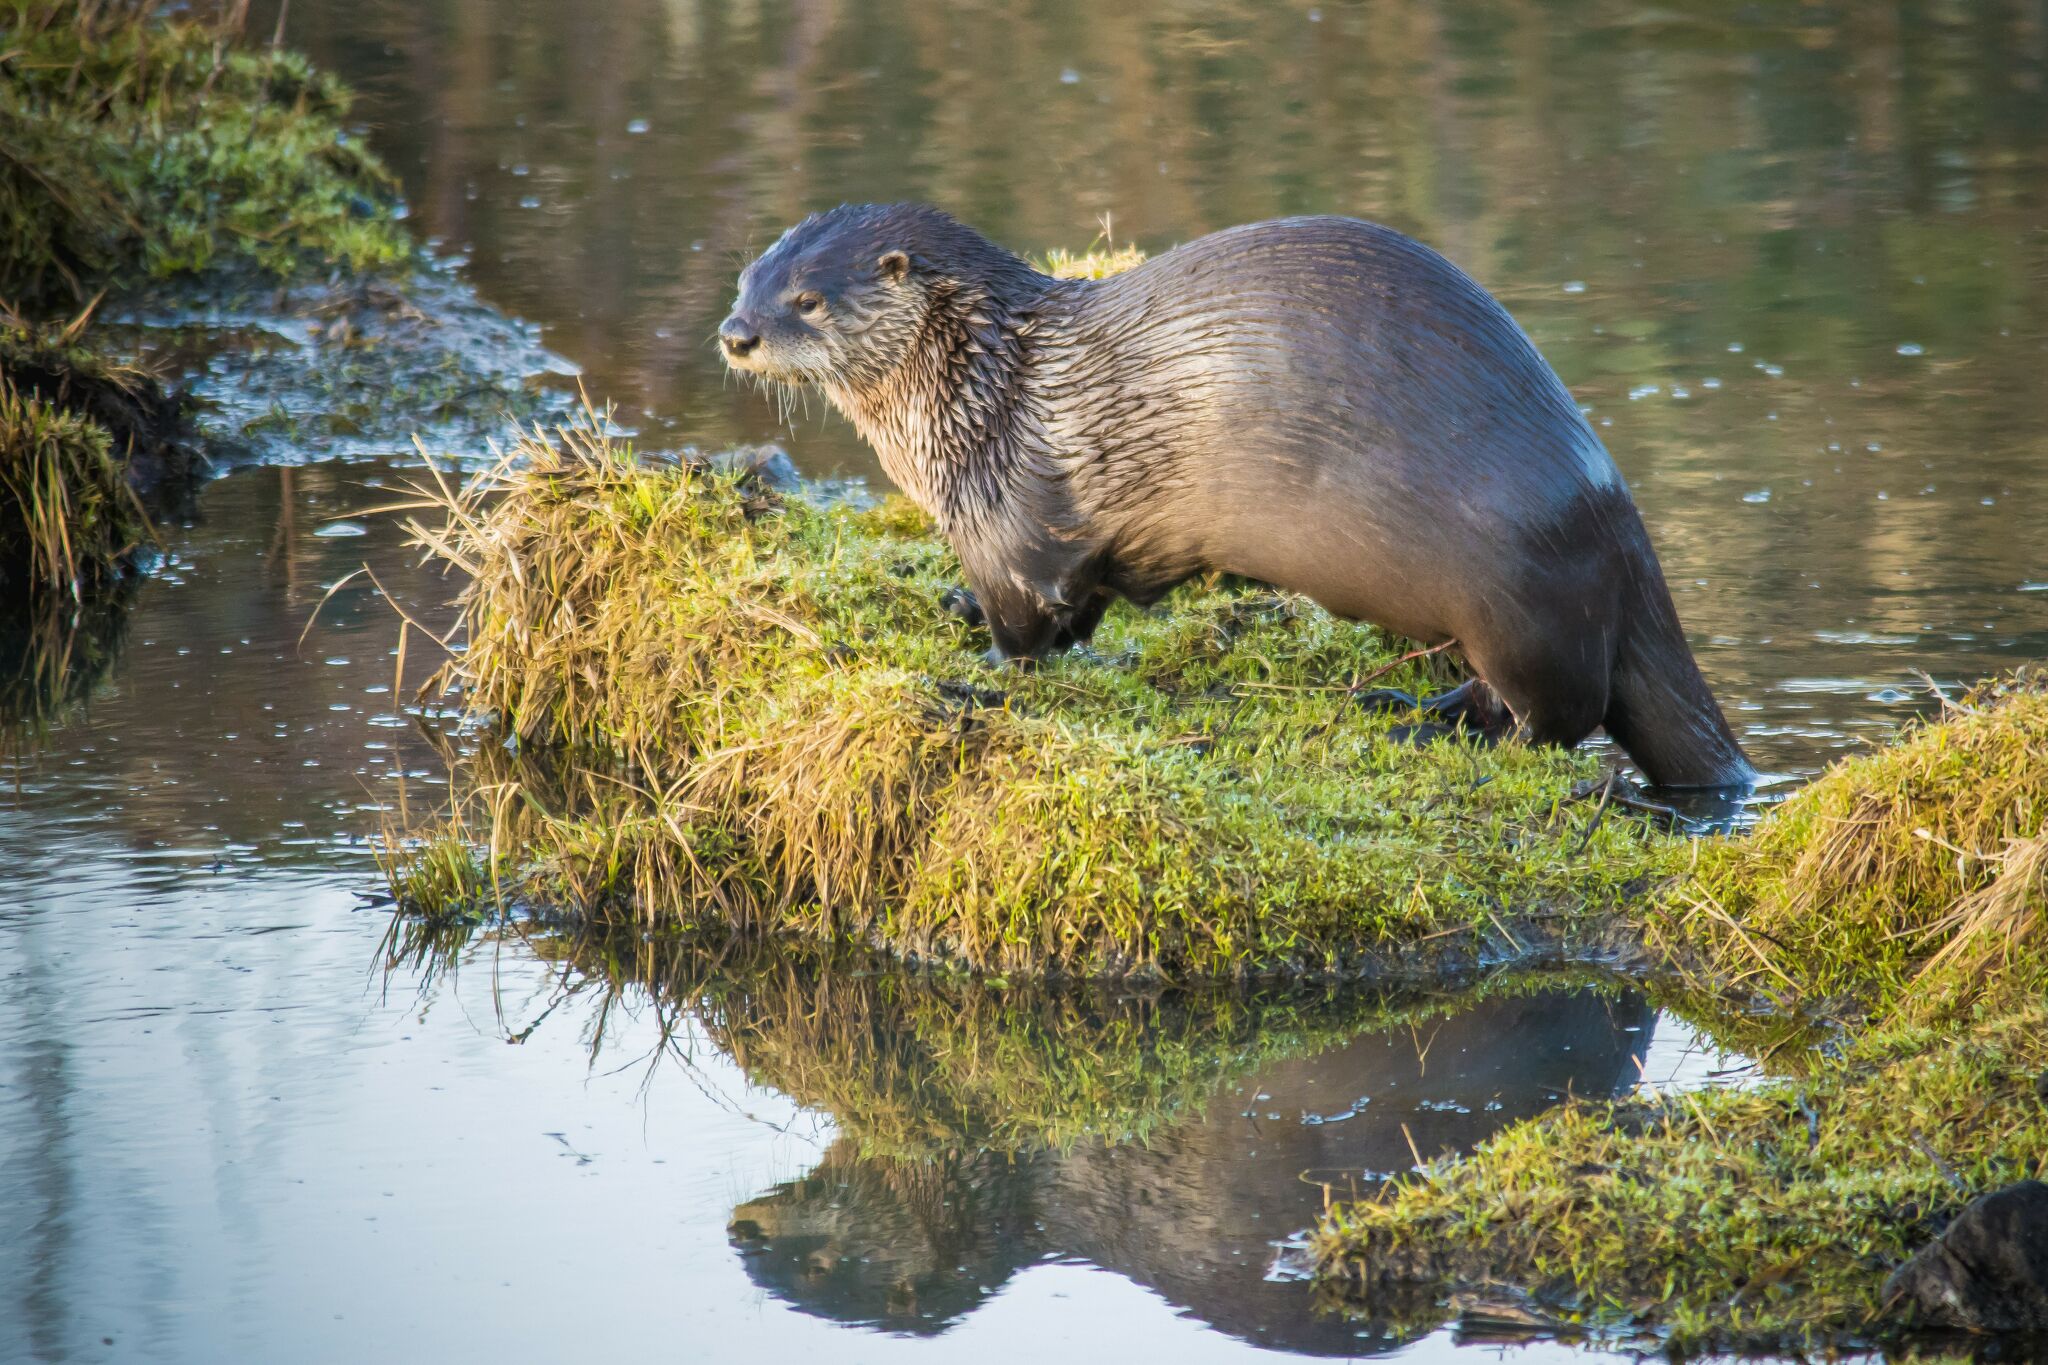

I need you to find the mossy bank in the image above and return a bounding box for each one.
[1,1,407,311]
[386,414,1678,981]
[1313,674,2048,1351]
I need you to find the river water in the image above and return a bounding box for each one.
[4,1,2046,1360]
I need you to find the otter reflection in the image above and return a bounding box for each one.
[730,988,1653,1354]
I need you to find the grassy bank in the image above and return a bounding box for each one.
[384,415,1679,980]
[0,320,200,600]
[1311,674,2048,1349]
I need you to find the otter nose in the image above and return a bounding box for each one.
[719,315,761,359]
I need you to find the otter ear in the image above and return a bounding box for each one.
[877,250,910,283]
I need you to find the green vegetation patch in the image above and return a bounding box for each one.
[0,0,409,309]
[386,414,1678,980]
[1311,675,2048,1351]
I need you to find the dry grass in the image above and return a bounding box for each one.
[381,409,1677,979]
[0,372,137,600]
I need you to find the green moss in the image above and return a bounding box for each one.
[1311,675,2048,1351]
[387,416,1681,980]
[0,2,409,309]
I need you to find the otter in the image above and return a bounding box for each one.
[719,203,1753,789]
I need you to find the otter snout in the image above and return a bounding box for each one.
[719,314,762,363]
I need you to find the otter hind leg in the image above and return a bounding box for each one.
[1474,632,1612,751]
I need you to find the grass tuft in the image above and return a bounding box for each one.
[1668,672,2048,1018]
[0,371,135,600]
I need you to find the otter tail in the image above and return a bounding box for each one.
[1602,559,1755,790]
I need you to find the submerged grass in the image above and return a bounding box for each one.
[1312,674,2048,1350]
[1,0,408,309]
[384,413,1678,980]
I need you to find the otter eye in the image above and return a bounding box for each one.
[794,292,825,315]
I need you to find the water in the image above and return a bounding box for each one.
[5,1,2046,1359]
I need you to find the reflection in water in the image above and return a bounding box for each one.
[725,986,1655,1354]
[478,932,1667,1354]
[276,0,2048,776]
[0,589,134,761]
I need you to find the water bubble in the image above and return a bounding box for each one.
[314,521,367,538]
[1896,342,1924,356]
[518,195,542,210]
[1742,489,1771,504]
[1059,67,1080,84]
[626,118,650,134]
[1561,280,1586,294]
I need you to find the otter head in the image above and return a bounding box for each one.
[718,204,936,391]
[721,203,1047,391]
[722,204,1052,517]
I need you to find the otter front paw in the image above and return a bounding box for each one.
[940,586,985,628]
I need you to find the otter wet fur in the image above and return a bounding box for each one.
[720,203,1754,790]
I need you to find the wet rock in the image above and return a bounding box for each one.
[708,443,801,492]
[1883,1181,2048,1331]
